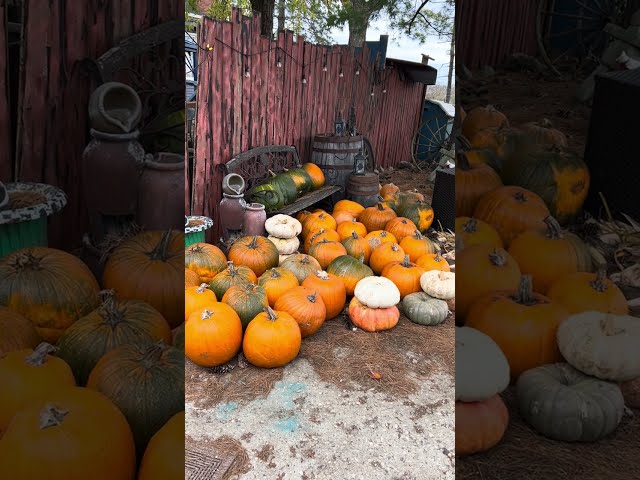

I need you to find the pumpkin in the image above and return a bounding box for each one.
[379,183,400,198]
[621,378,640,408]
[103,230,183,328]
[87,341,184,457]
[333,210,359,225]
[302,270,347,319]
[461,105,509,140]
[369,242,405,275]
[455,395,509,457]
[0,387,136,480]
[455,327,509,402]
[359,203,397,232]
[382,255,427,299]
[0,306,41,355]
[303,228,341,253]
[516,363,624,442]
[302,162,325,190]
[501,146,590,225]
[458,105,467,124]
[385,217,418,242]
[402,202,435,234]
[209,261,257,299]
[455,152,503,217]
[267,171,299,204]
[0,247,100,343]
[249,183,285,213]
[455,217,503,250]
[280,254,322,283]
[243,307,302,368]
[420,270,455,300]
[326,255,374,296]
[185,283,218,322]
[138,411,184,480]
[402,292,449,326]
[473,186,550,247]
[521,118,568,147]
[469,127,531,173]
[258,267,300,307]
[556,311,640,381]
[0,343,76,433]
[228,235,279,277]
[416,253,451,272]
[466,275,568,380]
[185,305,243,367]
[56,291,172,386]
[399,230,436,262]
[348,297,400,332]
[546,270,629,315]
[354,276,401,309]
[508,216,593,293]
[333,199,365,219]
[302,211,337,238]
[296,210,312,224]
[222,283,269,329]
[283,167,313,194]
[274,286,326,337]
[462,148,501,170]
[309,239,348,270]
[264,214,302,239]
[184,242,227,283]
[172,323,185,350]
[383,192,421,216]
[336,220,367,240]
[456,246,521,321]
[365,230,398,251]
[268,235,300,255]
[341,232,372,264]
[185,268,201,288]
[279,254,293,265]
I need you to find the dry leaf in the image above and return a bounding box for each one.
[612,264,640,288]
[369,370,382,380]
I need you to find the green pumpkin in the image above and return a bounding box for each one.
[402,202,434,234]
[402,292,450,326]
[221,283,268,329]
[268,173,299,205]
[284,168,313,194]
[326,254,374,296]
[516,363,624,442]
[250,184,285,212]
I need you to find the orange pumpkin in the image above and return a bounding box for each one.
[208,261,258,303]
[341,232,372,264]
[332,210,359,225]
[456,153,503,217]
[399,230,437,262]
[365,230,398,251]
[455,217,503,250]
[0,306,41,356]
[138,411,184,480]
[546,270,629,315]
[385,217,418,242]
[296,210,312,224]
[326,255,374,296]
[185,268,200,288]
[302,212,337,238]
[333,199,365,219]
[228,235,279,277]
[379,183,400,198]
[369,242,406,275]
[348,297,400,332]
[416,253,451,272]
[302,163,325,189]
[309,240,348,270]
[359,203,397,232]
[336,220,368,240]
[242,307,302,368]
[456,394,509,457]
[461,105,509,140]
[280,254,322,284]
[466,275,568,380]
[381,255,427,299]
[184,242,227,283]
[302,270,347,319]
[185,284,217,322]
[185,305,243,367]
[274,286,326,337]
[303,228,341,253]
[257,267,300,307]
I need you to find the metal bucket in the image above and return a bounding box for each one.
[347,173,380,208]
[311,134,363,202]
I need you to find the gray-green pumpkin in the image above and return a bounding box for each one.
[269,172,299,205]
[516,363,624,442]
[402,292,450,326]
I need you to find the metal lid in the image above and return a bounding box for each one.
[185,215,213,234]
[0,183,67,225]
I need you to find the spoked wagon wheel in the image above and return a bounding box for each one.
[537,0,629,75]
[362,137,376,172]
[411,115,452,168]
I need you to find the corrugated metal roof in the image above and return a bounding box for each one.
[386,57,437,85]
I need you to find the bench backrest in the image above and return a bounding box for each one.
[223,145,302,191]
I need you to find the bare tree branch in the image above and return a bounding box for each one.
[407,0,431,32]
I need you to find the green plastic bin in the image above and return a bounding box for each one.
[185,216,213,247]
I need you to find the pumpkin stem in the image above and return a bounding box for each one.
[270,268,281,278]
[488,249,506,266]
[197,283,209,293]
[513,191,527,203]
[462,218,477,233]
[516,275,535,305]
[316,270,330,280]
[351,231,358,240]
[39,405,69,429]
[307,291,318,303]
[150,230,173,261]
[25,342,57,366]
[391,244,400,252]
[141,341,167,367]
[11,251,42,271]
[358,254,365,264]
[201,309,213,320]
[590,269,609,293]
[226,261,238,276]
[544,216,564,239]
[402,255,411,267]
[268,169,276,177]
[414,230,423,240]
[249,236,259,249]
[541,118,553,128]
[265,306,278,321]
[97,289,126,326]
[376,203,384,211]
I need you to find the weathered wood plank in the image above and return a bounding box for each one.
[0,2,12,181]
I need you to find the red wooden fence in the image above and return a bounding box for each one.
[0,2,9,182]
[192,9,427,241]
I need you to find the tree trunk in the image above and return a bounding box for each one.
[348,23,367,47]
[277,0,285,32]
[445,32,455,104]
[347,0,370,47]
[251,0,276,36]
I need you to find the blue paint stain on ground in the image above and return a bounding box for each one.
[216,402,238,422]
[274,417,301,433]
[274,381,307,409]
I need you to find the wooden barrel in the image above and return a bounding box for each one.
[347,173,380,208]
[311,134,363,201]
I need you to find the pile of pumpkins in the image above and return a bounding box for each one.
[0,230,185,479]
[184,183,456,370]
[249,162,326,212]
[455,105,640,457]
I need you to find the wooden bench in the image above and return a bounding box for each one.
[222,145,341,216]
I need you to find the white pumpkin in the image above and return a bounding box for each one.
[456,327,510,402]
[354,276,400,309]
[279,254,294,265]
[420,270,455,300]
[265,214,302,239]
[268,235,300,255]
[557,311,640,381]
